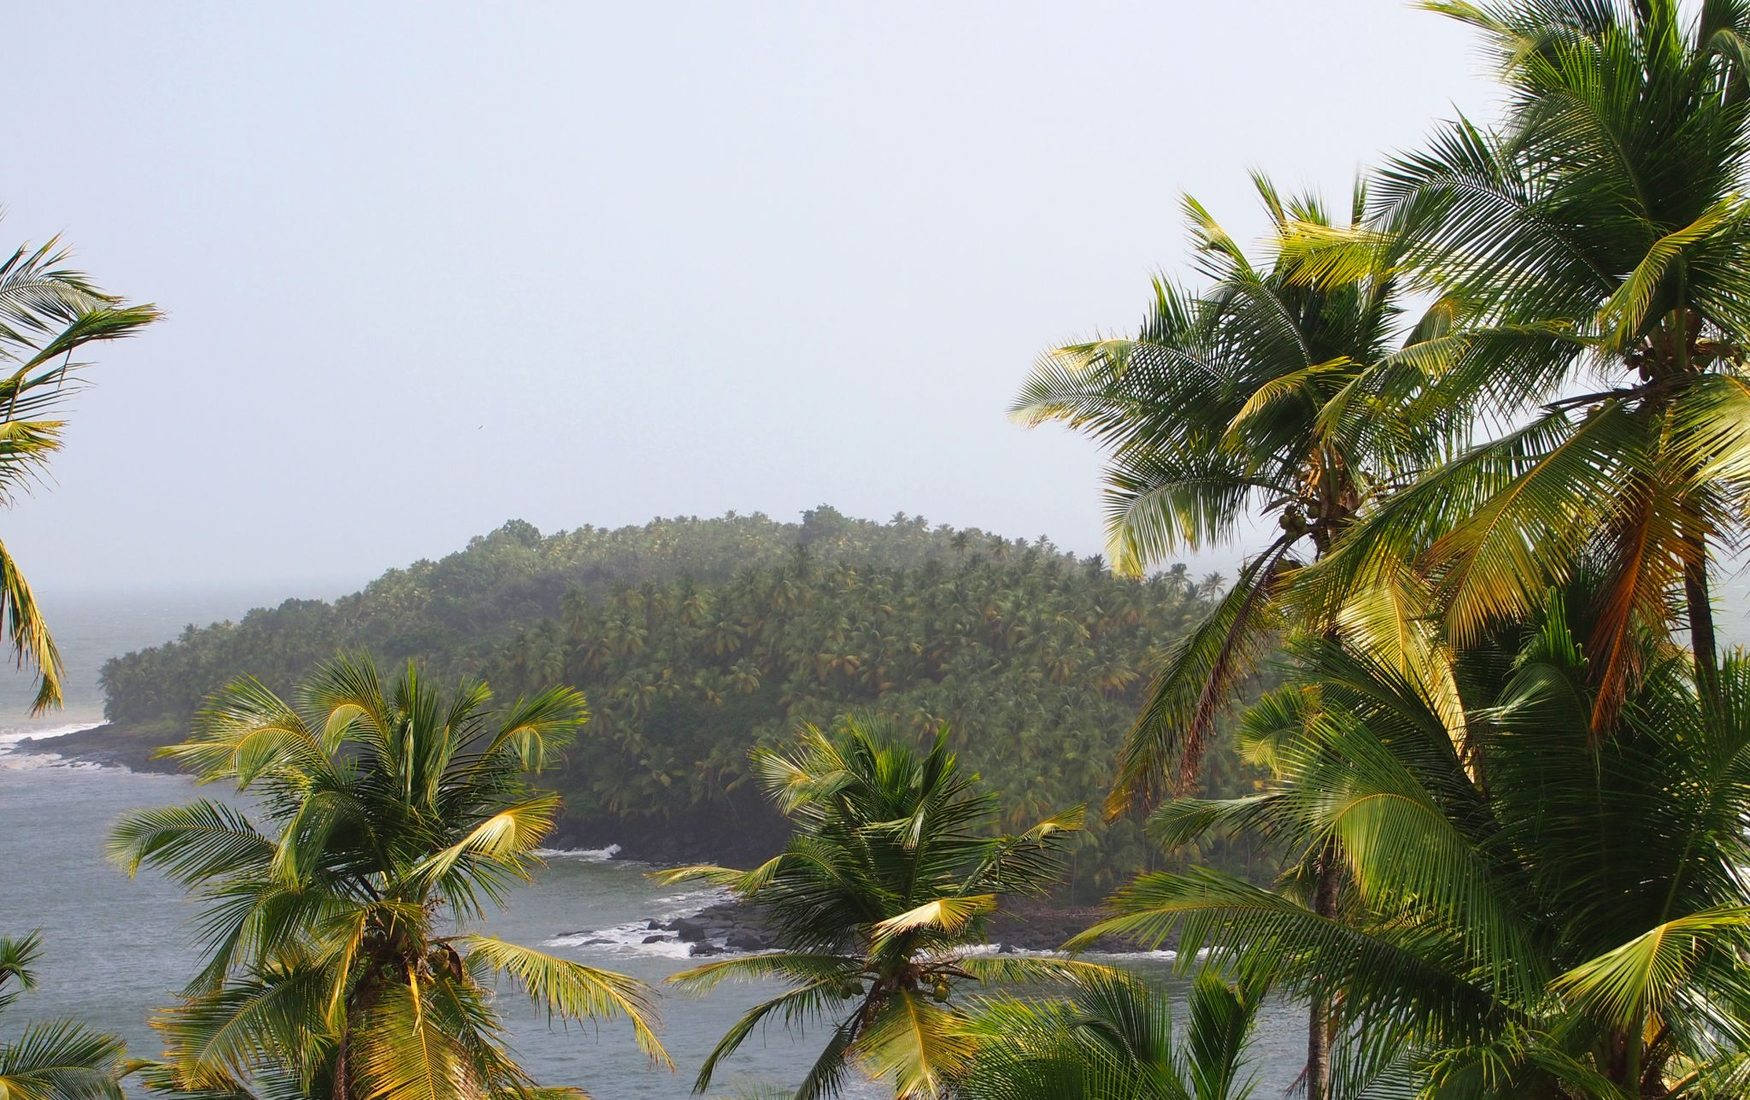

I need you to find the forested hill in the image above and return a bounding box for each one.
[100,508,1261,895]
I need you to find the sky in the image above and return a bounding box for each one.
[4,1,1498,595]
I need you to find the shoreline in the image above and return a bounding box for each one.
[652,895,1141,956]
[17,725,1145,955]
[10,722,182,774]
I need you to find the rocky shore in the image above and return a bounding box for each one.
[12,723,181,774]
[20,727,1149,956]
[643,896,1144,956]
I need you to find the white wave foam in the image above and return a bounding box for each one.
[959,942,1183,962]
[543,925,695,959]
[0,721,102,750]
[651,885,731,918]
[541,885,735,960]
[0,752,101,773]
[534,844,622,861]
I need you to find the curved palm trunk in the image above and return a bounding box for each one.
[1683,525,1720,719]
[1669,312,1723,722]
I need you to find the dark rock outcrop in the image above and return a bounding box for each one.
[650,896,1148,956]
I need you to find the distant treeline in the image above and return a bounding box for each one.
[101,507,1271,895]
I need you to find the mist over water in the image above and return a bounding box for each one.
[0,584,350,739]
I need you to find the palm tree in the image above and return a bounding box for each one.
[109,654,670,1099]
[1076,584,1750,1096]
[1015,176,1460,1098]
[954,971,1265,1100]
[0,931,126,1099]
[658,718,1111,1099]
[0,235,157,710]
[1300,0,1750,727]
[1013,174,1457,817]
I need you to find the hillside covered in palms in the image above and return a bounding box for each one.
[96,507,1263,895]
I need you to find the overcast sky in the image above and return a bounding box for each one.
[5,2,1496,595]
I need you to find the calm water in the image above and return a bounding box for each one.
[16,571,1750,1097]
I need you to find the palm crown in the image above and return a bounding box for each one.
[660,718,1108,1099]
[109,654,670,1100]
[1300,0,1750,728]
[1014,175,1459,814]
[0,931,126,1100]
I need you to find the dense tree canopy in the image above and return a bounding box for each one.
[100,509,1266,895]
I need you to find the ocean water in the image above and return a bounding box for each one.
[0,586,1306,1097]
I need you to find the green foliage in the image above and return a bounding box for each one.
[101,510,1267,895]
[955,971,1264,1100]
[0,231,158,712]
[0,931,126,1100]
[662,718,1118,1099]
[1292,0,1750,728]
[1015,175,1462,819]
[111,654,669,1100]
[1080,589,1750,1095]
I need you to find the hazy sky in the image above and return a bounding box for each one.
[6,2,1495,594]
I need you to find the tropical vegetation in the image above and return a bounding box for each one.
[99,510,1263,896]
[0,932,126,1100]
[1079,584,1750,1095]
[1014,173,1457,816]
[20,0,1750,1098]
[1294,0,1750,732]
[658,718,1113,1099]
[1014,173,1465,1095]
[0,231,156,711]
[109,654,670,1099]
[1020,3,1750,1096]
[955,970,1265,1100]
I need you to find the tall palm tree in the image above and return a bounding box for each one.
[0,931,126,1100]
[954,971,1265,1100]
[1014,174,1458,816]
[1300,0,1750,727]
[110,654,670,1100]
[1015,177,1460,1099]
[1076,584,1750,1096]
[658,718,1110,1100]
[0,234,157,710]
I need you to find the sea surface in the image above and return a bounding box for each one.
[9,573,1750,1097]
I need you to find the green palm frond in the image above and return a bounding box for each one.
[0,229,156,712]
[686,979,855,1095]
[668,953,862,997]
[0,1020,127,1100]
[871,895,997,947]
[851,989,975,1099]
[1108,535,1296,816]
[1551,906,1750,1031]
[348,979,465,1100]
[0,934,125,1100]
[462,936,670,1067]
[681,718,1083,1098]
[108,801,276,886]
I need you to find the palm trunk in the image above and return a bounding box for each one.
[1670,316,1721,720]
[1303,516,1346,1100]
[334,1031,350,1100]
[1683,531,1719,719]
[1307,840,1338,1100]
